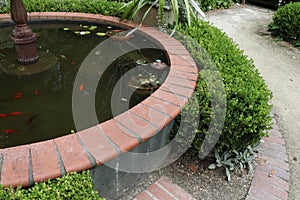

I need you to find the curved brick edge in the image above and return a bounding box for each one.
[246,111,289,200]
[0,13,198,188]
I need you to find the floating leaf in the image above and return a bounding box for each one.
[63,28,70,31]
[89,26,97,30]
[96,32,106,37]
[83,25,89,29]
[74,31,80,35]
[136,59,147,65]
[85,31,91,35]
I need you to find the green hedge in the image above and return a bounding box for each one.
[0,171,103,199]
[197,0,235,11]
[269,2,300,47]
[0,0,123,16]
[175,20,273,153]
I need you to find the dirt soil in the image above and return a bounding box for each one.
[119,4,300,200]
[119,152,252,200]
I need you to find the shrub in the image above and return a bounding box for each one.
[269,2,300,47]
[175,20,273,154]
[0,0,124,16]
[197,0,235,11]
[0,171,103,200]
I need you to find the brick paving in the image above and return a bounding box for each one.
[135,176,196,200]
[246,112,289,200]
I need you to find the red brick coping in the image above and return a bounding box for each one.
[0,13,198,187]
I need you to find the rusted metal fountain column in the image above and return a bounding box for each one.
[10,0,39,64]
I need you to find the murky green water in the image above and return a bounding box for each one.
[0,21,169,148]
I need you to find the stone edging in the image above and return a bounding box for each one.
[0,12,198,187]
[246,111,289,200]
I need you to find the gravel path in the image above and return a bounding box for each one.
[206,5,300,199]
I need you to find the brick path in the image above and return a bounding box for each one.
[135,176,196,200]
[246,112,289,200]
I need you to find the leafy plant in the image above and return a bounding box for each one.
[196,0,234,11]
[208,145,258,181]
[120,0,205,26]
[269,2,300,47]
[0,0,8,11]
[0,0,123,16]
[0,171,103,199]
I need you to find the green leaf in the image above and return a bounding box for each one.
[208,163,216,169]
[225,167,231,181]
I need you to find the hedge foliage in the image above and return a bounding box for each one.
[197,0,235,11]
[0,0,123,16]
[176,20,273,153]
[0,171,103,199]
[269,2,300,47]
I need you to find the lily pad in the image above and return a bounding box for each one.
[74,31,80,35]
[96,32,106,37]
[85,31,91,35]
[89,26,98,31]
[136,59,147,65]
[83,25,89,29]
[63,28,70,31]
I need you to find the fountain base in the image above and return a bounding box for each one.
[1,51,57,75]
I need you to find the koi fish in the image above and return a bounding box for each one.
[34,90,39,95]
[13,94,23,99]
[8,112,22,116]
[0,113,9,118]
[26,114,37,125]
[79,83,84,92]
[70,61,76,65]
[3,129,18,134]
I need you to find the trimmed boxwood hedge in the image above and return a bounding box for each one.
[0,171,103,199]
[269,2,300,47]
[175,21,273,153]
[0,0,123,16]
[197,0,235,11]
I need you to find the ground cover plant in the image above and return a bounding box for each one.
[269,2,300,48]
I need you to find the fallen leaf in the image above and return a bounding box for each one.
[189,165,197,172]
